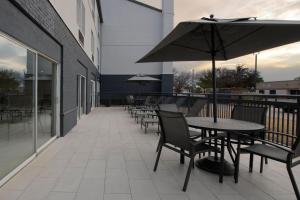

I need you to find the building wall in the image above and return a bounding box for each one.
[100,0,174,103]
[2,0,100,136]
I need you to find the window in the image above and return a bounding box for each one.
[270,90,276,95]
[259,90,264,94]
[77,0,85,45]
[91,30,94,61]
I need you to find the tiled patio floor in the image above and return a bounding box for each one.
[0,107,299,200]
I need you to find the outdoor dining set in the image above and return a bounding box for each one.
[124,95,300,198]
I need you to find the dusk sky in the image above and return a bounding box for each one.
[142,0,300,81]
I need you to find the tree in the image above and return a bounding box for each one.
[294,76,300,80]
[196,65,263,91]
[0,69,20,92]
[173,69,192,93]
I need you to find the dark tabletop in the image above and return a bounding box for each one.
[186,117,265,132]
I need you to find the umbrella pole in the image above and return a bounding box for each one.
[211,24,217,123]
[212,57,217,123]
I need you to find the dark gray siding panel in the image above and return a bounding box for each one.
[100,74,173,105]
[0,1,61,62]
[2,0,100,136]
[161,74,173,94]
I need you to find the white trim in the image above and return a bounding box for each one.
[37,137,57,154]
[0,154,36,187]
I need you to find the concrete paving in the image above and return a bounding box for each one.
[0,107,298,200]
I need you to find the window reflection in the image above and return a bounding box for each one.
[37,55,55,148]
[0,36,35,179]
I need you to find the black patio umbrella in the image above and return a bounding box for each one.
[137,15,300,122]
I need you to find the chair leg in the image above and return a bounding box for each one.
[260,156,264,173]
[154,145,162,172]
[180,149,185,164]
[287,163,300,200]
[234,142,241,183]
[249,153,254,173]
[265,157,268,164]
[183,156,194,192]
[156,137,162,152]
[219,139,225,183]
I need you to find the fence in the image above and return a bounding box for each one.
[103,92,300,148]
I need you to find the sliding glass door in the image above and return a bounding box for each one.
[0,33,58,181]
[90,80,95,110]
[37,55,56,148]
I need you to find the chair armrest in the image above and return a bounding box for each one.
[237,132,294,154]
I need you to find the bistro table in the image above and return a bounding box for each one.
[186,117,265,176]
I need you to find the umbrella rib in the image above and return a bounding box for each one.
[223,26,265,49]
[171,43,211,54]
[200,25,212,51]
[214,25,227,59]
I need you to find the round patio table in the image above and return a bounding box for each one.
[186,117,265,176]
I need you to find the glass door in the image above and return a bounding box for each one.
[36,55,56,148]
[77,75,86,119]
[90,80,95,110]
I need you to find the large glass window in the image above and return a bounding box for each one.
[0,34,58,181]
[0,35,35,180]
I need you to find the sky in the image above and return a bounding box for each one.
[141,0,300,81]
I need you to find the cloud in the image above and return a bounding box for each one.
[142,0,300,81]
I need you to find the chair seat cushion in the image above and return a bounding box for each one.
[194,143,218,153]
[241,144,289,162]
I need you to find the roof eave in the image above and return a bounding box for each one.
[127,0,162,13]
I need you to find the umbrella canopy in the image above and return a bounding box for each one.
[137,17,300,62]
[127,74,160,83]
[137,16,300,122]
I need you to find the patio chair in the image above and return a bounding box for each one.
[227,105,268,173]
[154,110,225,191]
[140,104,178,133]
[185,99,208,138]
[234,132,300,199]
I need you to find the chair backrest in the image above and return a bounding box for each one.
[156,110,190,149]
[126,95,134,105]
[158,104,178,112]
[144,96,151,105]
[186,99,207,117]
[231,105,267,125]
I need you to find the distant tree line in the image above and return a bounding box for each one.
[173,65,264,93]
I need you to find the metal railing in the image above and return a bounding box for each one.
[102,92,300,148]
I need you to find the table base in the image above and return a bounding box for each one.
[196,156,234,176]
